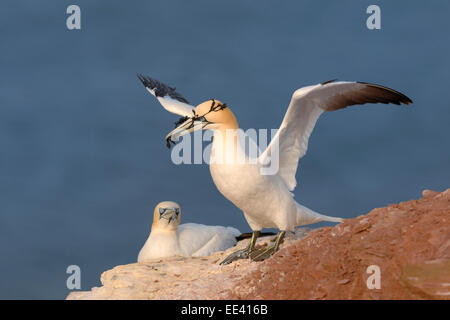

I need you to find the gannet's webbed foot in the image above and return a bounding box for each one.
[220,231,260,265]
[250,230,286,262]
[219,248,252,265]
[249,246,277,261]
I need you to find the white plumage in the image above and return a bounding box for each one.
[177,223,240,256]
[259,81,412,191]
[137,201,240,262]
[138,76,412,262]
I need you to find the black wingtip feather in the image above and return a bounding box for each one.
[358,81,413,106]
[137,73,149,87]
[321,79,338,85]
[136,74,190,104]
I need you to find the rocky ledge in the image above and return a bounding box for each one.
[67,188,449,300]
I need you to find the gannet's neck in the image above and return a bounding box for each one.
[149,227,179,248]
[151,226,178,234]
[211,122,247,165]
[139,227,181,259]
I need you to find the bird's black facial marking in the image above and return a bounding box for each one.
[159,207,179,224]
[165,100,227,149]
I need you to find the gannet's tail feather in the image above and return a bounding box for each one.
[295,202,343,226]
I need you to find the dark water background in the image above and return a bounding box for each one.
[0,1,449,299]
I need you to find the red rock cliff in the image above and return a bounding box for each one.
[226,189,450,299]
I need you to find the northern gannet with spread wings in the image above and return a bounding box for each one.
[137,74,412,264]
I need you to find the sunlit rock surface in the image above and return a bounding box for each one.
[67,189,449,300]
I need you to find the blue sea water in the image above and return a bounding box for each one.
[0,1,449,299]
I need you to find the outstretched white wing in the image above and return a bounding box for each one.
[259,80,412,191]
[137,74,195,117]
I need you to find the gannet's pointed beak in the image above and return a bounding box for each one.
[165,116,211,148]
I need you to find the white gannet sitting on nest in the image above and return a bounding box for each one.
[137,75,412,264]
[137,201,241,261]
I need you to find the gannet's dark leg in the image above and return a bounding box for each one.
[249,230,286,262]
[220,231,260,265]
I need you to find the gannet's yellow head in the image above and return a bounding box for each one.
[165,99,238,147]
[152,201,181,232]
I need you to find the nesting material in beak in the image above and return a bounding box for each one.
[164,99,227,148]
[165,115,211,148]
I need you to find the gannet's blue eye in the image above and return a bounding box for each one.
[175,208,180,215]
[159,208,166,215]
